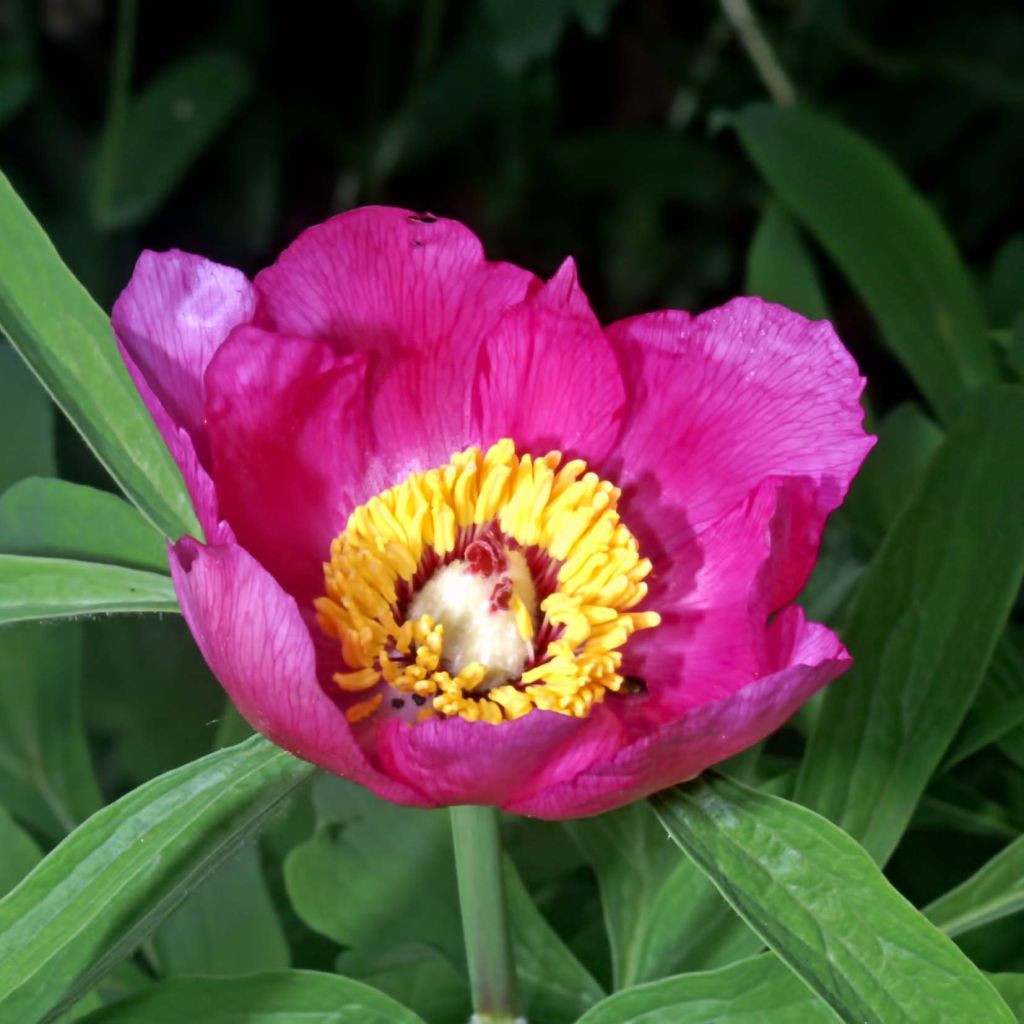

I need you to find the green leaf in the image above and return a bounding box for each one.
[924,834,1024,939]
[795,385,1024,864]
[504,856,605,1023]
[0,171,198,539]
[0,735,315,1024]
[732,103,995,422]
[652,776,1015,1024]
[336,943,469,1024]
[989,975,1024,1020]
[0,805,41,897]
[575,954,833,1024]
[0,554,178,624]
[988,237,1024,327]
[0,346,56,493]
[284,776,463,964]
[83,617,223,786]
[74,972,425,1024]
[567,802,759,988]
[944,628,1024,770]
[151,842,289,977]
[0,479,167,574]
[0,623,101,840]
[745,202,829,321]
[93,52,250,230]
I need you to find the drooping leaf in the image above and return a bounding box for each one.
[0,736,314,1024]
[652,776,1015,1023]
[151,842,289,978]
[0,623,100,840]
[732,103,996,422]
[925,833,1024,939]
[74,972,425,1024]
[0,554,177,625]
[745,202,829,321]
[0,805,41,897]
[796,385,1024,864]
[575,954,832,1024]
[0,171,197,539]
[0,479,167,574]
[567,802,759,988]
[93,52,250,230]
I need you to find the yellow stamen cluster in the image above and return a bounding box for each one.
[315,440,659,725]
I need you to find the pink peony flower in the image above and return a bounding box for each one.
[112,207,873,818]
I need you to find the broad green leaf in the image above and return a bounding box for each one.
[990,975,1024,1020]
[152,842,289,977]
[336,943,469,1024]
[84,617,223,786]
[75,971,424,1024]
[93,52,250,230]
[796,386,1024,864]
[745,203,829,321]
[925,833,1024,939]
[575,954,833,1024]
[0,171,198,539]
[0,346,56,492]
[945,629,1024,769]
[652,776,1015,1024]
[0,805,41,897]
[0,554,178,624]
[504,856,605,1023]
[567,802,759,988]
[0,479,167,574]
[732,103,995,422]
[0,735,314,1024]
[0,623,101,840]
[284,776,463,964]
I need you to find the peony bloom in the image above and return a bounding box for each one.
[112,207,873,818]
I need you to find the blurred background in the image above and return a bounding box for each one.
[2,0,1024,1014]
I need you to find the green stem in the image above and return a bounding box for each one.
[719,0,797,106]
[450,805,522,1024]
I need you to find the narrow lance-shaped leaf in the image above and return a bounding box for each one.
[75,971,425,1024]
[0,478,168,574]
[732,103,995,423]
[575,954,833,1024]
[796,385,1024,864]
[924,833,1024,939]
[0,554,178,625]
[0,171,198,539]
[0,735,315,1024]
[652,775,1015,1024]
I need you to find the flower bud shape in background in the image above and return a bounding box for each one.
[111,207,873,818]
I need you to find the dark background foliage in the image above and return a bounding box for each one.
[2,1,1024,1020]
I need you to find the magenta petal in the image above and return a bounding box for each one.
[170,536,426,807]
[254,207,537,481]
[204,327,370,606]
[609,297,874,607]
[376,704,625,808]
[473,300,626,464]
[507,609,848,818]
[115,334,223,541]
[112,250,256,460]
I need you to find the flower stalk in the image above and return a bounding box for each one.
[450,805,523,1024]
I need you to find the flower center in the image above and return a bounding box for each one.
[314,440,659,726]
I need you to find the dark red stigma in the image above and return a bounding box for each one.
[466,523,508,577]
